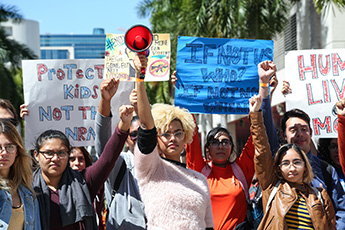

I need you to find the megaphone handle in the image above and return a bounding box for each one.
[141,67,146,74]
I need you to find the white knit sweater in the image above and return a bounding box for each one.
[134,145,214,230]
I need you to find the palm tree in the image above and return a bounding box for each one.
[137,0,291,105]
[0,4,37,115]
[312,0,345,13]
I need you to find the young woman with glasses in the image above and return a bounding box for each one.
[134,54,214,229]
[32,105,133,230]
[251,100,336,229]
[185,61,279,230]
[0,119,41,229]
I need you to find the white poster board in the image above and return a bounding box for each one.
[104,33,170,82]
[285,49,345,138]
[22,59,134,150]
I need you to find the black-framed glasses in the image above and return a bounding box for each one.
[0,144,17,154]
[209,139,231,148]
[158,131,185,141]
[129,131,138,141]
[39,150,69,159]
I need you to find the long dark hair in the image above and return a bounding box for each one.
[204,127,234,162]
[35,129,71,153]
[318,138,337,166]
[273,143,313,184]
[70,146,93,167]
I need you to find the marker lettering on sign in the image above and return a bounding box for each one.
[64,85,99,99]
[312,116,337,135]
[306,78,345,106]
[203,101,249,113]
[39,106,74,121]
[37,64,104,81]
[65,127,96,141]
[177,85,203,98]
[185,43,273,66]
[298,53,345,81]
[78,106,97,120]
[201,67,246,83]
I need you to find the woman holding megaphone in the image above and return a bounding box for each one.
[133,53,214,229]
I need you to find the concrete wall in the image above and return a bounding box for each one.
[1,19,41,58]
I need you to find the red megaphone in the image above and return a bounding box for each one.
[125,25,153,74]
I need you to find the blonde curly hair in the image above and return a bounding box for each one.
[151,103,195,144]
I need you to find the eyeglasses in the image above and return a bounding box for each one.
[129,131,138,141]
[39,150,69,159]
[328,144,338,152]
[209,139,231,148]
[0,144,17,154]
[0,118,18,127]
[279,160,305,169]
[158,131,185,141]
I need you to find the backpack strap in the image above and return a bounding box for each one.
[231,162,249,200]
[111,160,127,198]
[265,181,281,213]
[201,162,212,178]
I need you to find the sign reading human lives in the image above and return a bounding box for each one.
[285,49,345,138]
[174,36,273,114]
[22,59,134,150]
[104,33,170,81]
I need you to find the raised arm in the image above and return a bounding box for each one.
[250,95,275,190]
[134,54,154,130]
[84,104,133,199]
[336,98,345,175]
[258,61,280,154]
[185,114,206,172]
[95,78,119,156]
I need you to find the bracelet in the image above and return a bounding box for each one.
[136,78,144,82]
[259,82,269,88]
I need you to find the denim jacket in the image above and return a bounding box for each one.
[0,184,41,230]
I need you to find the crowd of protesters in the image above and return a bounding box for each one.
[1,53,345,230]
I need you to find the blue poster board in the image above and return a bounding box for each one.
[175,36,273,114]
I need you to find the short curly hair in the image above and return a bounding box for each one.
[151,103,195,144]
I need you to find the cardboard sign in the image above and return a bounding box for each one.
[285,49,345,137]
[22,59,133,149]
[175,36,273,114]
[104,33,170,81]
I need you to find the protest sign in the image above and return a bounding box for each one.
[22,59,134,150]
[285,49,345,138]
[175,36,273,114]
[104,33,170,81]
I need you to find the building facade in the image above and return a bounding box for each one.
[40,28,106,59]
[1,19,41,58]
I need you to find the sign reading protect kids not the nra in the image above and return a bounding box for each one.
[285,49,345,138]
[175,36,273,114]
[22,59,133,150]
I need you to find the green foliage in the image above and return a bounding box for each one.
[136,0,290,104]
[0,3,37,115]
[290,0,345,14]
[137,0,345,105]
